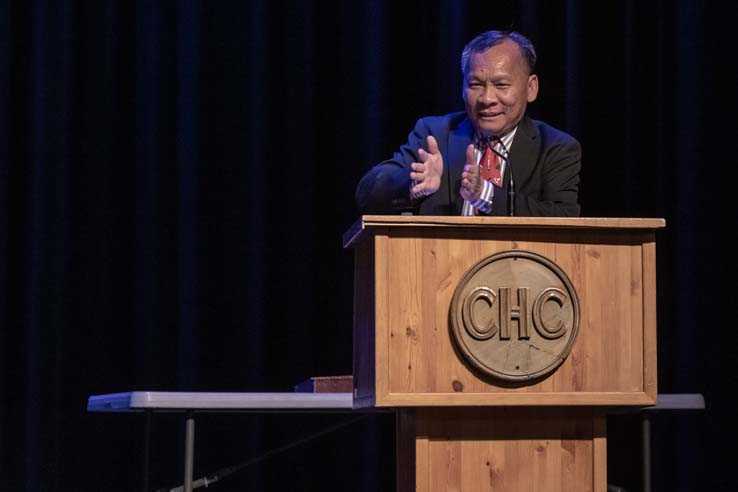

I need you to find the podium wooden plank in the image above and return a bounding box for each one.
[403,408,606,492]
[379,391,655,406]
[643,239,659,401]
[344,216,666,248]
[361,226,659,406]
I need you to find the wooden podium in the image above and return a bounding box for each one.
[343,215,665,492]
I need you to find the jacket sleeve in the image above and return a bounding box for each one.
[355,118,430,215]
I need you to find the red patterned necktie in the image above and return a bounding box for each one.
[480,138,502,187]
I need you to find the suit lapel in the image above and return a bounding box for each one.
[507,116,539,192]
[448,118,474,215]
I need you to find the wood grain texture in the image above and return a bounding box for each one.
[348,219,661,407]
[379,392,655,406]
[400,408,605,492]
[343,216,665,248]
[642,237,658,401]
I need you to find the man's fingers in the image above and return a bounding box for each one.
[411,161,424,193]
[466,144,476,165]
[461,163,481,194]
[411,144,442,196]
[427,135,440,155]
[411,182,429,195]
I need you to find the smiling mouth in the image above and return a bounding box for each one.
[478,112,502,118]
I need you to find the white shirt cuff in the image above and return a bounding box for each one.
[470,180,494,214]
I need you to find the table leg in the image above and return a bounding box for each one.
[184,411,195,492]
[143,410,151,492]
[642,413,651,492]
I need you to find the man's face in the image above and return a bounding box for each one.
[463,39,539,137]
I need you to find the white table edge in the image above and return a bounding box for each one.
[87,391,355,412]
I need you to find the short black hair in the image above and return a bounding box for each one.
[461,30,537,78]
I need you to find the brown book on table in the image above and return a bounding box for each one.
[294,375,353,393]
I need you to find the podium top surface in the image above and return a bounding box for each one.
[343,215,667,248]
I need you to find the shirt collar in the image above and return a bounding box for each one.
[474,126,518,153]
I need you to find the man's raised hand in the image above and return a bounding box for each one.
[460,144,483,202]
[410,136,443,196]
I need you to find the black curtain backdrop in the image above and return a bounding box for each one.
[1,1,736,491]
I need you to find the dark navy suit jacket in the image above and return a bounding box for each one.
[356,112,581,217]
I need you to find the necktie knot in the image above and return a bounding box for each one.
[477,136,494,151]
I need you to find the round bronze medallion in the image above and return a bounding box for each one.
[450,250,580,381]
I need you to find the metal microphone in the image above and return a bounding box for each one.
[491,139,515,216]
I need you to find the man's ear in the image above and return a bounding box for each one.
[527,74,539,103]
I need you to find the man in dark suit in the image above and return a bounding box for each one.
[355,30,581,217]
